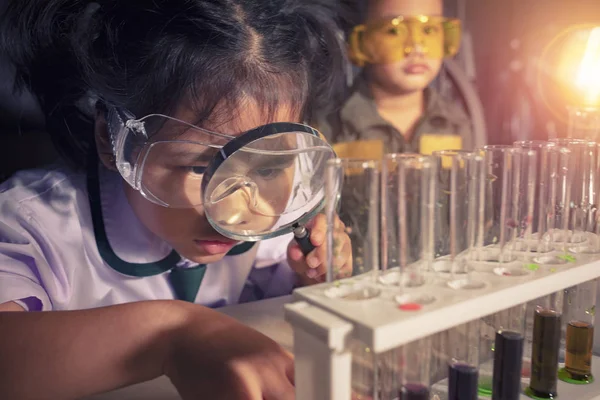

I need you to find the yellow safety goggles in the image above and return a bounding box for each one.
[348,16,461,67]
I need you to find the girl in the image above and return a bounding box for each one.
[0,0,352,399]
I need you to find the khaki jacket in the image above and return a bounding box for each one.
[317,75,478,154]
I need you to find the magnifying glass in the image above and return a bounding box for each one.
[201,122,336,254]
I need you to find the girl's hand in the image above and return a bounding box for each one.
[286,213,352,285]
[166,304,295,400]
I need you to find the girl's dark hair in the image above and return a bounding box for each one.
[0,0,350,168]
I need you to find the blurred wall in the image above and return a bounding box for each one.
[465,0,600,144]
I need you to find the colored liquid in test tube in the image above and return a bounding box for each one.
[400,383,430,400]
[526,309,561,399]
[449,363,479,400]
[564,321,594,380]
[492,330,524,400]
[559,282,596,384]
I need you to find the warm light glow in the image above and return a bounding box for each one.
[575,27,600,106]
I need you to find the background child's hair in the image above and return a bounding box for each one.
[0,0,351,168]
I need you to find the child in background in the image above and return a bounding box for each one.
[318,0,475,158]
[0,0,352,399]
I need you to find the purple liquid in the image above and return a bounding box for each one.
[400,383,430,400]
[448,363,478,400]
[492,330,524,400]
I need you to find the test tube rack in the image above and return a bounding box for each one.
[285,253,600,400]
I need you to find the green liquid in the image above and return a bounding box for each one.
[558,367,594,385]
[478,383,492,397]
[524,386,558,399]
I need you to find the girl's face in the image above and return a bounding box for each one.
[98,102,298,264]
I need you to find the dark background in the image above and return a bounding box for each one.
[1,0,600,180]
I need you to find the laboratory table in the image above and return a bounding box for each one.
[85,295,294,400]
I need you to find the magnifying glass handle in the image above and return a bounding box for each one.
[293,225,315,255]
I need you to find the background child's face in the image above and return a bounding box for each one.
[366,0,444,94]
[113,102,298,264]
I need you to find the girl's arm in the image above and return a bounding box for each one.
[0,300,294,400]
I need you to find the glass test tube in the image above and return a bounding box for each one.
[567,106,600,141]
[492,328,525,400]
[479,304,527,397]
[447,321,480,400]
[325,158,381,300]
[559,280,597,384]
[476,146,521,267]
[565,140,600,253]
[399,337,432,400]
[432,150,485,290]
[514,141,548,251]
[381,154,436,291]
[513,142,571,265]
[497,147,538,276]
[549,138,595,247]
[525,292,564,399]
[537,144,573,257]
[350,339,377,400]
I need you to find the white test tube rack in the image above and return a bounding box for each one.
[285,254,600,400]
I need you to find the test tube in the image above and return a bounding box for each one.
[525,292,564,399]
[499,147,538,276]
[350,340,377,400]
[399,337,432,400]
[513,142,570,264]
[567,106,600,141]
[381,154,436,289]
[479,304,526,397]
[537,144,573,258]
[447,321,480,400]
[492,329,525,400]
[549,138,595,247]
[514,141,548,251]
[559,280,597,384]
[325,158,381,300]
[432,150,485,290]
[476,146,521,267]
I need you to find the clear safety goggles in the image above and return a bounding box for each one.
[106,107,335,241]
[348,15,461,67]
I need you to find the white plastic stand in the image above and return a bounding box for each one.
[286,253,600,399]
[284,301,353,400]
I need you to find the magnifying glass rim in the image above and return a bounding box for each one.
[208,200,324,242]
[201,121,331,241]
